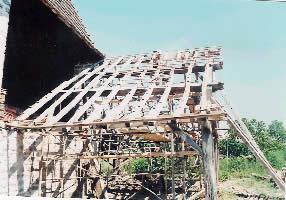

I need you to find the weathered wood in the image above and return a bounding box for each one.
[34,60,111,122]
[11,112,225,130]
[69,56,135,122]
[17,67,91,120]
[168,122,203,155]
[5,48,226,198]
[146,69,175,117]
[202,119,218,200]
[44,151,198,160]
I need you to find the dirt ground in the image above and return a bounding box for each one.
[218,177,284,199]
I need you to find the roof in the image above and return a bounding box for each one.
[15,47,224,139]
[41,0,104,58]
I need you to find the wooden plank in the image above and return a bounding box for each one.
[45,151,198,160]
[126,68,162,119]
[174,62,194,115]
[13,112,225,130]
[146,69,175,117]
[132,133,170,142]
[33,60,111,123]
[200,61,213,111]
[17,67,92,120]
[44,57,123,124]
[68,56,135,122]
[227,117,285,192]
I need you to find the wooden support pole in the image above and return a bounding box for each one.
[201,118,217,200]
[171,133,175,200]
[167,122,203,155]
[164,142,168,198]
[182,138,186,200]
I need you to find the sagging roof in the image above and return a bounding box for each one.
[41,0,104,58]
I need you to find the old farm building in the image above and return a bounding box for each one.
[0,0,285,199]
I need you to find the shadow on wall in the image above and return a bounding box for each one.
[3,0,102,110]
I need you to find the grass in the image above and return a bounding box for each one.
[218,153,285,199]
[219,156,267,181]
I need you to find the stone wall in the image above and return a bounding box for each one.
[0,127,95,198]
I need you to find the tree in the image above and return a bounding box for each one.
[219,118,286,157]
[268,120,286,144]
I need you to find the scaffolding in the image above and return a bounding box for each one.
[3,47,285,199]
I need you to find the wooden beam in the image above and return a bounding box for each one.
[17,67,91,120]
[174,62,194,115]
[69,56,135,122]
[201,119,218,200]
[34,60,112,123]
[146,69,175,117]
[44,151,198,160]
[12,112,225,130]
[167,122,203,155]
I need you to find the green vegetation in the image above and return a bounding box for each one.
[218,118,286,181]
[119,118,286,187]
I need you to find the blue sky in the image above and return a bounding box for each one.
[73,0,286,125]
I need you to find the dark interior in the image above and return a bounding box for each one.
[3,0,103,110]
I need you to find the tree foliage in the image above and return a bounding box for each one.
[219,118,286,169]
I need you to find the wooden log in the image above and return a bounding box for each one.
[202,119,218,200]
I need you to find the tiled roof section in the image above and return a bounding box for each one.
[41,0,104,58]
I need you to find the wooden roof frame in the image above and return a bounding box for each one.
[13,47,224,131]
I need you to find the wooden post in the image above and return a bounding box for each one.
[213,122,219,182]
[182,138,186,200]
[171,133,175,200]
[201,118,217,200]
[164,142,168,198]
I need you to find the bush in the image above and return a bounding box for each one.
[131,158,149,173]
[265,148,286,169]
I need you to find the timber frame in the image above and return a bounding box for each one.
[2,47,285,199]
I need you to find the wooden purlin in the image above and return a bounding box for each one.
[34,60,110,123]
[15,47,223,128]
[126,68,161,119]
[45,57,123,125]
[174,59,194,116]
[146,68,175,118]
[17,67,90,121]
[68,56,134,122]
[43,151,198,160]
